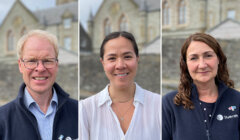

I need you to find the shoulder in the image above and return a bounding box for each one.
[0,99,18,125]
[162,90,178,108]
[80,91,102,109]
[223,87,240,100]
[141,88,160,103]
[163,90,178,102]
[65,97,78,109]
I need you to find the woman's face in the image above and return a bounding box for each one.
[101,36,139,89]
[186,41,219,85]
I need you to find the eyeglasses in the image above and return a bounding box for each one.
[21,58,58,69]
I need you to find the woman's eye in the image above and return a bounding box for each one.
[108,57,115,60]
[125,55,132,59]
[190,57,196,61]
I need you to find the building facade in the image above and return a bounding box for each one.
[0,0,78,62]
[162,0,240,38]
[88,0,160,53]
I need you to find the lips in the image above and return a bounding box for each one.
[114,73,129,77]
[33,76,48,80]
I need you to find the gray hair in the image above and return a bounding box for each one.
[17,29,59,58]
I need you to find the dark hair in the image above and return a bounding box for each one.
[174,33,234,109]
[100,31,139,59]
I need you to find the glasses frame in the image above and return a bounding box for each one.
[21,58,58,70]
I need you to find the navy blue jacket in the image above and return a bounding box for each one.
[0,83,78,140]
[163,81,240,140]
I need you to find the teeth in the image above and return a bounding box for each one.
[34,77,47,80]
[116,73,127,76]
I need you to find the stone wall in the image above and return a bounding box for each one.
[162,38,240,94]
[80,53,160,98]
[0,63,78,106]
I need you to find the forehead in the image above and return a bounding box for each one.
[22,35,55,57]
[187,41,215,56]
[104,36,134,54]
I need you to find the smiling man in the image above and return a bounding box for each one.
[0,30,78,140]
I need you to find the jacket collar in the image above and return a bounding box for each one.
[98,83,145,107]
[16,83,69,109]
[191,80,228,101]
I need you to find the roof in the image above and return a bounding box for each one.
[34,1,78,26]
[133,0,160,11]
[141,36,161,54]
[207,18,240,39]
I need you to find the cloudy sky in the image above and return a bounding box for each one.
[0,0,55,24]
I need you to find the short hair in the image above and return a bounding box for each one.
[100,31,139,59]
[17,29,59,58]
[174,33,234,109]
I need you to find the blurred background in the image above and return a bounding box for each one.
[80,0,161,99]
[162,0,240,95]
[0,0,78,106]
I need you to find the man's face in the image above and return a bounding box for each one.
[18,35,58,95]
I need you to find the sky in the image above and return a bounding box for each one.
[80,0,103,31]
[0,0,55,24]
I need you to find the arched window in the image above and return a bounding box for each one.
[119,15,128,31]
[104,18,111,36]
[163,1,170,26]
[7,30,14,52]
[178,0,186,24]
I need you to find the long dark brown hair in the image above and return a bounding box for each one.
[174,33,234,109]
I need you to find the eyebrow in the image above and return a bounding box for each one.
[188,51,215,56]
[105,51,134,57]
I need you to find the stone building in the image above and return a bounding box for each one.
[87,0,160,53]
[0,0,78,62]
[162,0,240,38]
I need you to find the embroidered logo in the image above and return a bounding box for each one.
[216,114,223,121]
[228,106,236,111]
[58,135,64,140]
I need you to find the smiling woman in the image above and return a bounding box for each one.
[162,33,240,140]
[80,31,161,140]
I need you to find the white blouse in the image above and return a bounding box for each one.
[80,83,161,140]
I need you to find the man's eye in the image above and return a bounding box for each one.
[27,59,37,62]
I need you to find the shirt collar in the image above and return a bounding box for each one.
[24,87,58,108]
[98,83,145,107]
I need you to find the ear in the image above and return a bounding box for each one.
[136,56,140,63]
[100,58,104,66]
[18,59,24,73]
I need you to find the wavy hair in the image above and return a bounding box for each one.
[174,33,234,109]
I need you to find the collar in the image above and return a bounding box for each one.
[191,80,228,100]
[98,83,145,107]
[23,87,58,109]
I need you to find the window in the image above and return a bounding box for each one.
[64,37,72,50]
[119,15,128,31]
[227,10,236,19]
[63,18,72,29]
[163,1,170,26]
[178,0,186,24]
[104,18,111,36]
[7,31,14,52]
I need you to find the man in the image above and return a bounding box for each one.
[0,30,78,140]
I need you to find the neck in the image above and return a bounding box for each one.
[195,81,218,103]
[109,83,136,103]
[27,87,53,114]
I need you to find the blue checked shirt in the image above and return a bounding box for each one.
[24,88,58,140]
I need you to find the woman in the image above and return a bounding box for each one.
[162,33,240,140]
[80,31,160,140]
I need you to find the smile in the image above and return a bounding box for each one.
[33,77,48,80]
[115,73,129,77]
